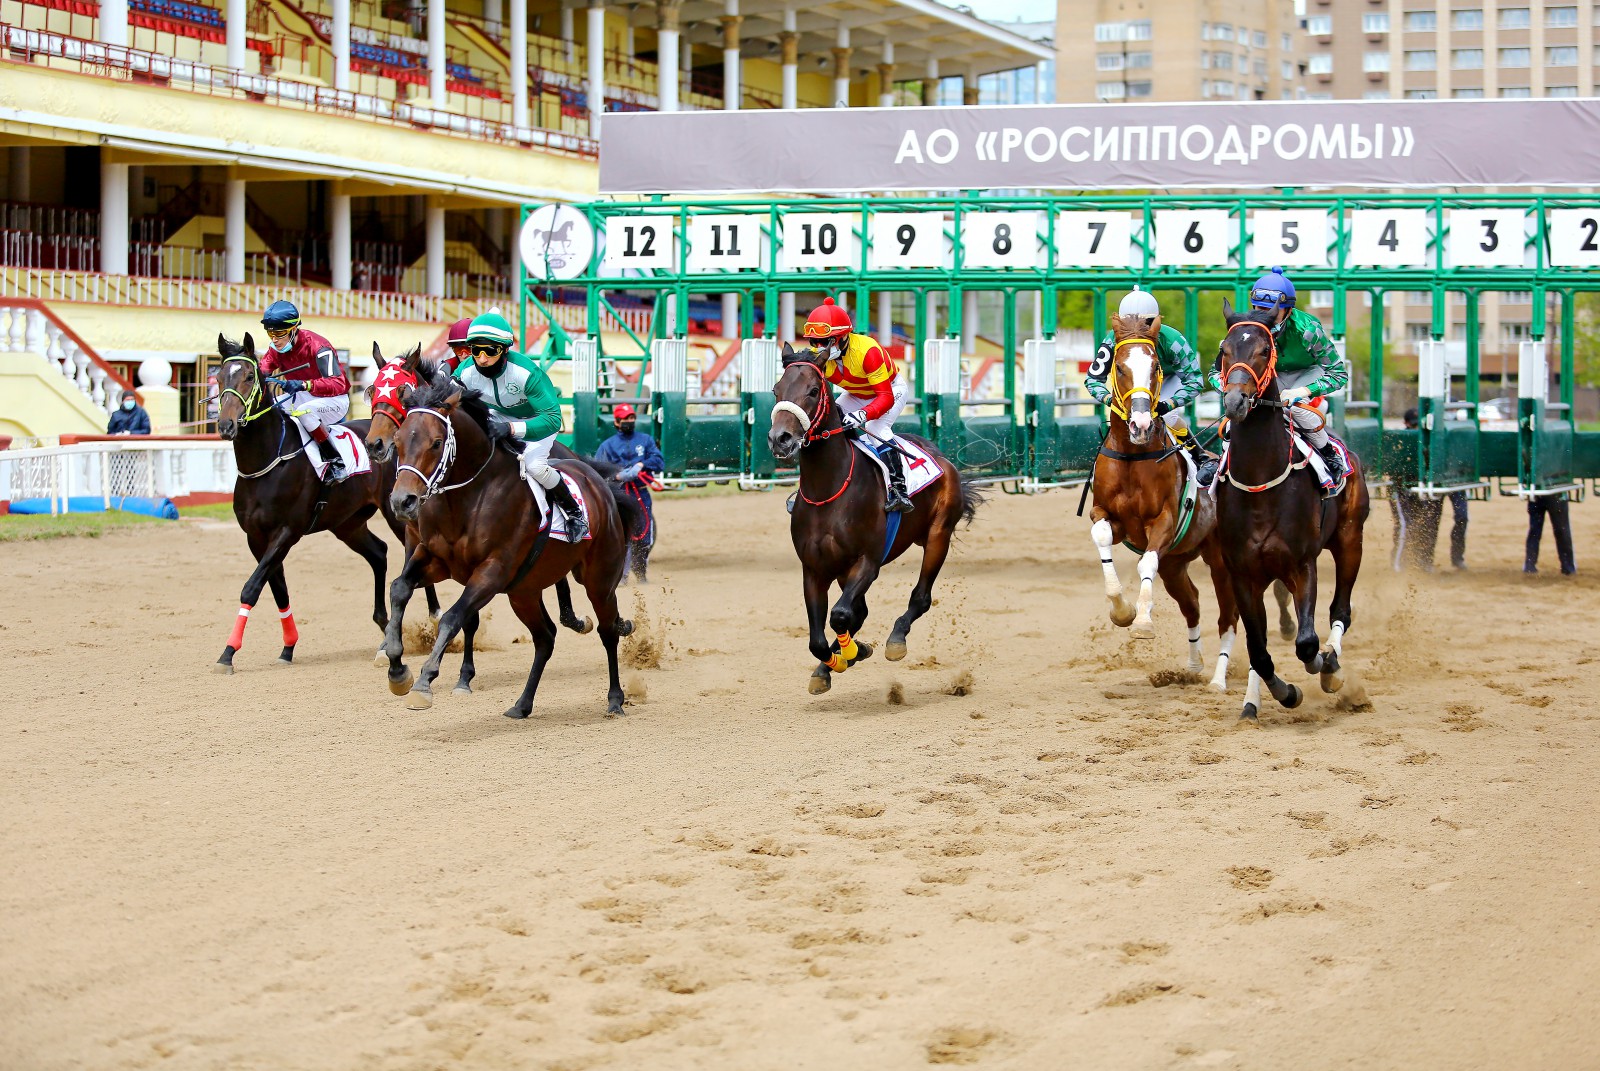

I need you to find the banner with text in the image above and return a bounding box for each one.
[598,99,1600,194]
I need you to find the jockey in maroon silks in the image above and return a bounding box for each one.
[259,299,351,483]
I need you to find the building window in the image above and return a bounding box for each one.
[1547,6,1578,28]
[1363,12,1390,33]
[1307,91,1333,101]
[1406,323,1433,342]
[1253,57,1267,76]
[1405,50,1437,71]
[1213,79,1234,96]
[1549,85,1580,97]
[1281,32,1292,51]
[1126,51,1152,69]
[1364,89,1392,99]
[1096,80,1126,99]
[1308,54,1332,75]
[1213,22,1234,41]
[1365,51,1391,72]
[1502,322,1532,344]
[1126,80,1152,98]
[1452,9,1483,31]
[1304,15,1331,35]
[1096,53,1124,70]
[1281,60,1294,79]
[1094,22,1125,42]
[1452,48,1484,69]
[1453,87,1485,98]
[1404,10,1437,32]
[1500,85,1532,97]
[1214,51,1235,70]
[1126,19,1151,41]
[1499,7,1530,29]
[1405,88,1438,99]
[1547,46,1579,67]
[1253,30,1267,48]
[1499,47,1531,68]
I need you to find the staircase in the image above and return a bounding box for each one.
[0,299,134,416]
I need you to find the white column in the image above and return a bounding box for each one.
[923,55,939,106]
[721,0,740,110]
[332,0,351,90]
[482,0,502,35]
[779,292,796,342]
[587,0,606,136]
[561,3,575,63]
[720,294,739,336]
[429,0,447,102]
[962,290,978,353]
[780,9,797,108]
[224,176,246,284]
[100,0,128,46]
[100,160,129,276]
[877,37,894,107]
[226,0,246,70]
[8,147,30,201]
[1035,58,1049,103]
[624,14,634,57]
[511,0,529,127]
[876,291,892,341]
[657,0,680,112]
[330,188,352,290]
[832,24,850,107]
[425,199,446,297]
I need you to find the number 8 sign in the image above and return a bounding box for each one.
[960,212,1042,270]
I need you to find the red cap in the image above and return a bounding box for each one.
[802,297,852,340]
[613,403,637,421]
[447,317,473,345]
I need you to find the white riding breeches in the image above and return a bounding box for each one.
[1279,368,1330,449]
[837,377,909,445]
[286,391,349,436]
[1158,376,1189,433]
[519,432,561,489]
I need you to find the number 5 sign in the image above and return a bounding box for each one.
[1152,210,1231,267]
[1249,210,1330,268]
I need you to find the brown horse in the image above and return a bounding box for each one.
[211,333,437,672]
[1214,305,1371,721]
[383,370,639,718]
[767,344,982,695]
[1089,313,1238,688]
[362,343,597,636]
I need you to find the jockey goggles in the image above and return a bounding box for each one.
[469,342,506,358]
[1248,286,1292,311]
[263,325,296,341]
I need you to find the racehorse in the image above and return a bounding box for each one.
[1214,305,1371,721]
[768,343,982,695]
[212,332,437,672]
[363,343,599,637]
[1089,313,1237,689]
[383,369,640,718]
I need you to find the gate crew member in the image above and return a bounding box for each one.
[1214,267,1349,490]
[259,299,351,483]
[1087,288,1216,486]
[596,403,665,575]
[452,309,588,540]
[803,297,914,513]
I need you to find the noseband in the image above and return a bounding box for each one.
[394,407,496,500]
[770,360,850,448]
[1219,321,1281,410]
[218,355,277,426]
[1107,336,1165,422]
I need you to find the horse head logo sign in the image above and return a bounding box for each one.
[520,204,595,281]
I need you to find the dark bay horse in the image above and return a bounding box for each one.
[1089,313,1237,688]
[384,371,640,718]
[362,343,597,636]
[1214,306,1371,721]
[212,333,437,673]
[768,344,982,695]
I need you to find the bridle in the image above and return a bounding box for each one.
[1105,336,1165,423]
[394,407,495,500]
[770,359,857,506]
[219,354,303,479]
[1218,320,1282,411]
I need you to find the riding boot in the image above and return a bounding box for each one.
[316,436,347,483]
[880,447,915,513]
[1175,428,1218,488]
[1317,442,1346,495]
[545,475,589,540]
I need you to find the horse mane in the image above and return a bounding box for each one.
[781,343,823,369]
[407,365,515,446]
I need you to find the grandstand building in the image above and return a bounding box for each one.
[0,0,1049,439]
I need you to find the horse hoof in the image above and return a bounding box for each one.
[453,684,473,696]
[808,666,832,695]
[276,646,294,665]
[849,642,873,666]
[1279,623,1296,641]
[388,670,414,696]
[406,690,433,711]
[1239,703,1259,723]
[212,662,234,675]
[1321,671,1345,694]
[1109,605,1136,628]
[605,703,626,719]
[885,638,907,662]
[1280,684,1303,710]
[614,619,634,638]
[503,706,530,720]
[563,615,594,635]
[1130,619,1155,641]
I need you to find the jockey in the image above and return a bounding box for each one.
[259,299,351,483]
[451,308,587,540]
[441,317,473,373]
[802,297,914,513]
[1216,267,1349,488]
[1087,289,1216,487]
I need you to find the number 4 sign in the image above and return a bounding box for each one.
[1547,208,1600,268]
[1348,209,1429,267]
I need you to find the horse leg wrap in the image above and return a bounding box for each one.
[828,631,858,672]
[1211,628,1236,691]
[1187,625,1204,671]
[1241,669,1262,720]
[228,604,252,652]
[1328,621,1346,659]
[1133,551,1159,629]
[279,607,299,648]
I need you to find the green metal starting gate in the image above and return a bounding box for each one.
[521,190,1600,499]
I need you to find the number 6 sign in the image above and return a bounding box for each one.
[1153,209,1232,267]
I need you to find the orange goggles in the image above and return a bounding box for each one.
[803,324,840,339]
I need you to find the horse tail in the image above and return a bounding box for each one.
[607,482,646,539]
[957,474,986,528]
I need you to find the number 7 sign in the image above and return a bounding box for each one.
[1054,211,1134,269]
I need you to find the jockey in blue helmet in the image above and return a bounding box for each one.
[259,299,352,481]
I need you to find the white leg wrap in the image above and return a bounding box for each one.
[1091,520,1123,599]
[1211,627,1235,691]
[1245,668,1262,709]
[1328,621,1346,658]
[1186,624,1203,671]
[1134,551,1159,623]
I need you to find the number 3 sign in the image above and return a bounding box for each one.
[1447,209,1526,268]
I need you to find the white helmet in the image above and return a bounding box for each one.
[1118,288,1160,319]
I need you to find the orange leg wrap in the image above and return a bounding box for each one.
[279,607,298,648]
[228,604,252,651]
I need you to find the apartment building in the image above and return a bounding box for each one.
[1055,0,1304,104]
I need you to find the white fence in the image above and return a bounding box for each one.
[0,440,237,512]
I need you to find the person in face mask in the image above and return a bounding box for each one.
[257,299,352,482]
[107,389,151,435]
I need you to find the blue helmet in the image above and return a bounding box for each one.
[1248,267,1296,313]
[261,300,302,329]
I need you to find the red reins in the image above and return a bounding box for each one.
[783,361,858,506]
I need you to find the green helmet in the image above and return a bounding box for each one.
[465,308,516,348]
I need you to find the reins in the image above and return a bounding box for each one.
[395,407,497,500]
[771,361,858,506]
[220,355,304,480]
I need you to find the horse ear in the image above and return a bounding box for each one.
[1148,314,1161,333]
[242,332,256,357]
[371,341,384,365]
[782,341,795,358]
[403,344,422,371]
[217,332,230,356]
[1222,298,1237,323]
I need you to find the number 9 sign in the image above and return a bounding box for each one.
[867,212,950,270]
[1546,208,1600,268]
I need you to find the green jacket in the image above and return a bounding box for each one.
[1086,323,1204,410]
[1209,308,1347,397]
[454,348,563,441]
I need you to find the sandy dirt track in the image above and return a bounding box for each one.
[3,491,1598,1070]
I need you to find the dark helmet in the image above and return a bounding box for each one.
[1247,267,1297,313]
[262,299,302,329]
[447,317,473,346]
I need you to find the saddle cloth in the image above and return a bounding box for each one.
[521,468,593,543]
[292,422,372,481]
[850,436,943,497]
[1213,426,1350,494]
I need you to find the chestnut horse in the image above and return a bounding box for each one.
[768,344,982,695]
[1214,305,1370,721]
[384,370,639,718]
[1089,313,1238,688]
[211,333,437,672]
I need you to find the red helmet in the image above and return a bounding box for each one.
[447,317,473,346]
[802,297,852,341]
[613,403,637,421]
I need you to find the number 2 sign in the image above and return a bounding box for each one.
[1547,208,1600,268]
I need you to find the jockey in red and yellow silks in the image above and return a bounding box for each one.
[802,297,913,513]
